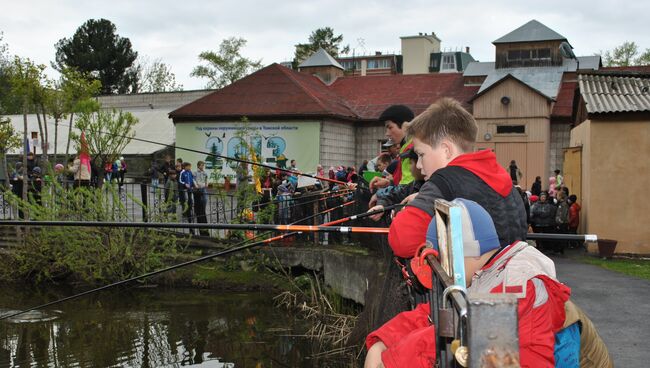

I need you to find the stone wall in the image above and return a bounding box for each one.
[319,119,356,168]
[550,123,571,176]
[260,246,381,305]
[355,123,385,165]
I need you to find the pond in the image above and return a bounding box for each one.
[0,285,351,367]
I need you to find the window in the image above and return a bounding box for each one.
[496,125,526,134]
[507,48,551,61]
[341,60,360,70]
[377,59,391,68]
[442,54,455,70]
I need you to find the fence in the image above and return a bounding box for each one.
[0,179,355,240]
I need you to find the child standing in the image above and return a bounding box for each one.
[178,162,194,222]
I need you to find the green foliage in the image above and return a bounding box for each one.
[136,57,183,92]
[0,31,19,114]
[191,37,262,89]
[53,18,138,94]
[0,116,21,153]
[293,27,350,66]
[579,256,650,280]
[0,182,178,285]
[59,68,102,112]
[7,56,47,111]
[601,41,650,66]
[71,108,138,167]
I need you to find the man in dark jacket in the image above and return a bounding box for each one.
[530,191,557,251]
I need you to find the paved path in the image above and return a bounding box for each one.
[551,253,650,367]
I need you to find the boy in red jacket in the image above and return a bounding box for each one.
[388,98,527,260]
[365,198,574,368]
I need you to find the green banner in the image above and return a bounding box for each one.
[175,121,321,182]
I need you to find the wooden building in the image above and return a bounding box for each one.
[466,20,601,188]
[569,70,650,255]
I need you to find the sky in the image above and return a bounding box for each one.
[1,0,649,90]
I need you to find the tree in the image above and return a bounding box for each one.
[0,31,21,114]
[53,19,138,94]
[191,37,262,89]
[293,27,350,66]
[59,68,102,163]
[70,108,139,184]
[601,41,650,66]
[136,57,183,92]
[7,56,47,206]
[0,116,22,182]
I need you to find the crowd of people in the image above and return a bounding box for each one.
[510,170,583,254]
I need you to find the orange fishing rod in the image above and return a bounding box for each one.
[0,220,389,234]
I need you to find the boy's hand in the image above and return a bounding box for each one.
[364,341,387,368]
[370,177,390,190]
[401,192,418,205]
[368,194,378,208]
[367,205,385,221]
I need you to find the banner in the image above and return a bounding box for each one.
[175,121,321,182]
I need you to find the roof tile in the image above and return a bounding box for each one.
[171,64,477,122]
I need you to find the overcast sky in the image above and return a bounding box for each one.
[2,0,649,90]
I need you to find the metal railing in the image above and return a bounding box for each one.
[0,179,355,241]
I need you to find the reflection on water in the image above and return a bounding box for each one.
[0,285,338,367]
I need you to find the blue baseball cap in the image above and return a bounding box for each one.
[426,198,500,257]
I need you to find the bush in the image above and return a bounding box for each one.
[0,181,179,285]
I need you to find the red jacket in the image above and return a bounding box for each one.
[389,150,519,258]
[366,242,571,368]
[568,202,581,229]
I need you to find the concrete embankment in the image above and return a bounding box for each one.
[260,245,382,305]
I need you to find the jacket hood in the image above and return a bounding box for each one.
[448,150,512,197]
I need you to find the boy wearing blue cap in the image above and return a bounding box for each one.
[365,199,611,368]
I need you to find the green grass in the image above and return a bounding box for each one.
[578,256,650,280]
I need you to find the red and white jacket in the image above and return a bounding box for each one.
[366,241,571,368]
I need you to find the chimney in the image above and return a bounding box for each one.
[375,51,382,56]
[465,46,470,54]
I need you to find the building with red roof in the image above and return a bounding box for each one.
[170,58,477,176]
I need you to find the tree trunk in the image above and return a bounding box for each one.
[53,117,59,164]
[41,104,49,163]
[22,104,29,219]
[65,113,74,164]
[36,110,44,159]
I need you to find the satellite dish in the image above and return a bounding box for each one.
[559,42,576,59]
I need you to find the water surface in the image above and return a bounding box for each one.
[0,285,344,367]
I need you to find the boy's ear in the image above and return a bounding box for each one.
[441,139,460,160]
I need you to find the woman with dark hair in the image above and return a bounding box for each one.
[531,176,542,196]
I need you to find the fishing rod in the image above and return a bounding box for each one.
[0,203,395,321]
[526,233,598,242]
[0,220,390,234]
[44,120,350,186]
